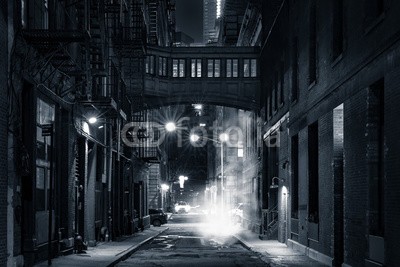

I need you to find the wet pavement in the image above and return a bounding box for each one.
[33,212,328,267]
[116,213,269,267]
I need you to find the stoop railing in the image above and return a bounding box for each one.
[260,205,279,239]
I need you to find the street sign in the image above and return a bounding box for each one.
[41,124,53,136]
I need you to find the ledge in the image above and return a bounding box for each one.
[287,239,333,266]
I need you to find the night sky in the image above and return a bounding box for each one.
[175,0,204,43]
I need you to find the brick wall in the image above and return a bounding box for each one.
[297,127,308,246]
[343,89,368,267]
[260,0,400,264]
[0,0,8,265]
[318,111,334,258]
[148,164,160,209]
[277,120,289,242]
[384,66,400,266]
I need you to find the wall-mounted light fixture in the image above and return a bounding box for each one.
[270,177,285,189]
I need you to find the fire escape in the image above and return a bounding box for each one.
[20,1,88,98]
[105,0,159,163]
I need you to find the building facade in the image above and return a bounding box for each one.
[2,0,400,266]
[259,0,400,266]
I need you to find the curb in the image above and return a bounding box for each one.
[232,235,274,267]
[232,234,253,251]
[106,227,169,267]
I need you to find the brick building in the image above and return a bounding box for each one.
[259,1,400,266]
[1,1,9,266]
[1,0,400,266]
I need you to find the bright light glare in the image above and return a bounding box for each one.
[193,104,203,110]
[190,134,200,142]
[165,122,176,132]
[216,0,222,18]
[82,122,90,134]
[161,184,170,191]
[219,133,229,142]
[179,175,188,188]
[88,117,97,124]
[201,211,239,237]
[200,123,206,127]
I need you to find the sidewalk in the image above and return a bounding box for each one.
[34,226,168,267]
[233,228,328,267]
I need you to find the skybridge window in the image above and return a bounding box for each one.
[226,59,238,78]
[173,59,186,77]
[146,55,155,75]
[207,59,220,78]
[191,59,202,77]
[244,59,257,77]
[159,57,167,76]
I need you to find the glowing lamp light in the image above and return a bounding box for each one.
[219,133,229,142]
[179,175,188,189]
[165,122,176,132]
[88,117,97,124]
[193,104,203,110]
[190,134,200,142]
[161,184,170,191]
[82,122,90,135]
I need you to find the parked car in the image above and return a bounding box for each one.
[149,209,168,227]
[174,201,191,213]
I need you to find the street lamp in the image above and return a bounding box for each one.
[88,117,97,124]
[179,175,188,189]
[189,133,228,212]
[165,122,176,132]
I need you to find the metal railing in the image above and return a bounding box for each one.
[261,204,278,238]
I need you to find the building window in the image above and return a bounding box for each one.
[207,59,220,77]
[291,135,299,219]
[308,121,319,223]
[332,0,344,60]
[36,98,55,212]
[308,0,317,86]
[274,72,278,111]
[291,37,299,102]
[279,62,285,106]
[173,59,185,77]
[244,59,257,77]
[226,59,238,78]
[146,55,155,75]
[191,59,202,77]
[268,83,273,118]
[367,79,385,237]
[158,57,167,76]
[28,0,49,29]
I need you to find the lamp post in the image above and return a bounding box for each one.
[190,133,228,213]
[161,184,170,211]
